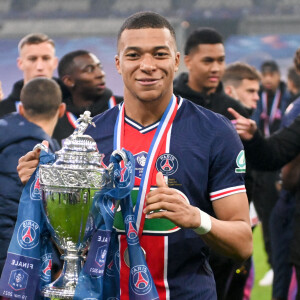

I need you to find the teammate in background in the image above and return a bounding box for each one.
[173,27,249,120]
[17,12,252,299]
[251,60,292,286]
[223,62,260,113]
[0,33,69,118]
[0,78,65,276]
[53,50,122,145]
[173,28,250,298]
[222,61,261,300]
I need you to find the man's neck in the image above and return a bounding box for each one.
[187,78,216,95]
[123,92,173,127]
[28,117,58,137]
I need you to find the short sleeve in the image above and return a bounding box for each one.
[208,116,246,201]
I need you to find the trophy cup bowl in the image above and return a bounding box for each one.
[38,112,115,299]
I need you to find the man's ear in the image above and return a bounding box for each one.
[17,57,23,71]
[62,75,74,88]
[174,52,180,72]
[115,55,121,75]
[58,103,66,118]
[184,55,191,71]
[53,56,59,70]
[19,103,25,116]
[224,85,233,97]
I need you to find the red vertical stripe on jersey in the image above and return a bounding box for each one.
[119,122,169,298]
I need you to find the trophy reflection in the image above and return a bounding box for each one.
[39,111,115,299]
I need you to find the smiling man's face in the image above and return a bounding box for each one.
[184,43,225,94]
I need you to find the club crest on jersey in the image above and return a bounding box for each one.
[17,220,40,249]
[134,151,148,179]
[156,153,178,176]
[235,150,246,173]
[30,175,41,200]
[130,265,152,295]
[95,245,108,270]
[8,269,28,291]
[125,215,139,245]
[41,253,52,282]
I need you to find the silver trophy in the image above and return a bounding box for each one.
[38,111,124,299]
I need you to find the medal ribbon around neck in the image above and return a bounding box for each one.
[262,89,281,136]
[114,95,178,235]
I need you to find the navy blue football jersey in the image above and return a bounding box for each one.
[86,97,246,300]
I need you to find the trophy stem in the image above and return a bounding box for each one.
[42,250,84,299]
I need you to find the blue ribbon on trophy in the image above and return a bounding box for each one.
[74,149,159,299]
[0,151,55,300]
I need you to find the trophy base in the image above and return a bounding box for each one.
[41,251,83,299]
[42,286,75,299]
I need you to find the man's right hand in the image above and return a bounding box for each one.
[17,140,49,185]
[228,108,257,141]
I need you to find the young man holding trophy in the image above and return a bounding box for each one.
[15,11,252,299]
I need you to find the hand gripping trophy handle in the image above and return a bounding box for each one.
[38,111,127,299]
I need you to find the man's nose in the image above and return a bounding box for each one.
[95,66,105,78]
[254,92,260,101]
[140,54,156,72]
[36,58,45,70]
[211,61,221,72]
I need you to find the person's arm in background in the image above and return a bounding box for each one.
[228,108,300,171]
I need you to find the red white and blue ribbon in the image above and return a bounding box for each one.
[261,89,281,136]
[108,96,117,109]
[114,94,178,234]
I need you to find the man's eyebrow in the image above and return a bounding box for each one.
[124,46,170,52]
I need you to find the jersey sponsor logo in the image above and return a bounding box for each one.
[30,176,41,200]
[235,150,246,173]
[134,151,148,179]
[114,188,180,234]
[17,220,40,249]
[95,245,108,268]
[130,265,152,295]
[41,254,52,282]
[8,269,28,291]
[125,215,139,245]
[156,153,178,176]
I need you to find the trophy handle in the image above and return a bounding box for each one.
[33,143,49,152]
[111,149,128,165]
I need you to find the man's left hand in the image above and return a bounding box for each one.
[144,172,200,228]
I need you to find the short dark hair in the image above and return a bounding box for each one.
[58,50,90,79]
[117,11,176,47]
[287,66,300,90]
[223,62,261,88]
[21,78,62,120]
[260,60,280,74]
[18,33,55,53]
[184,27,223,55]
